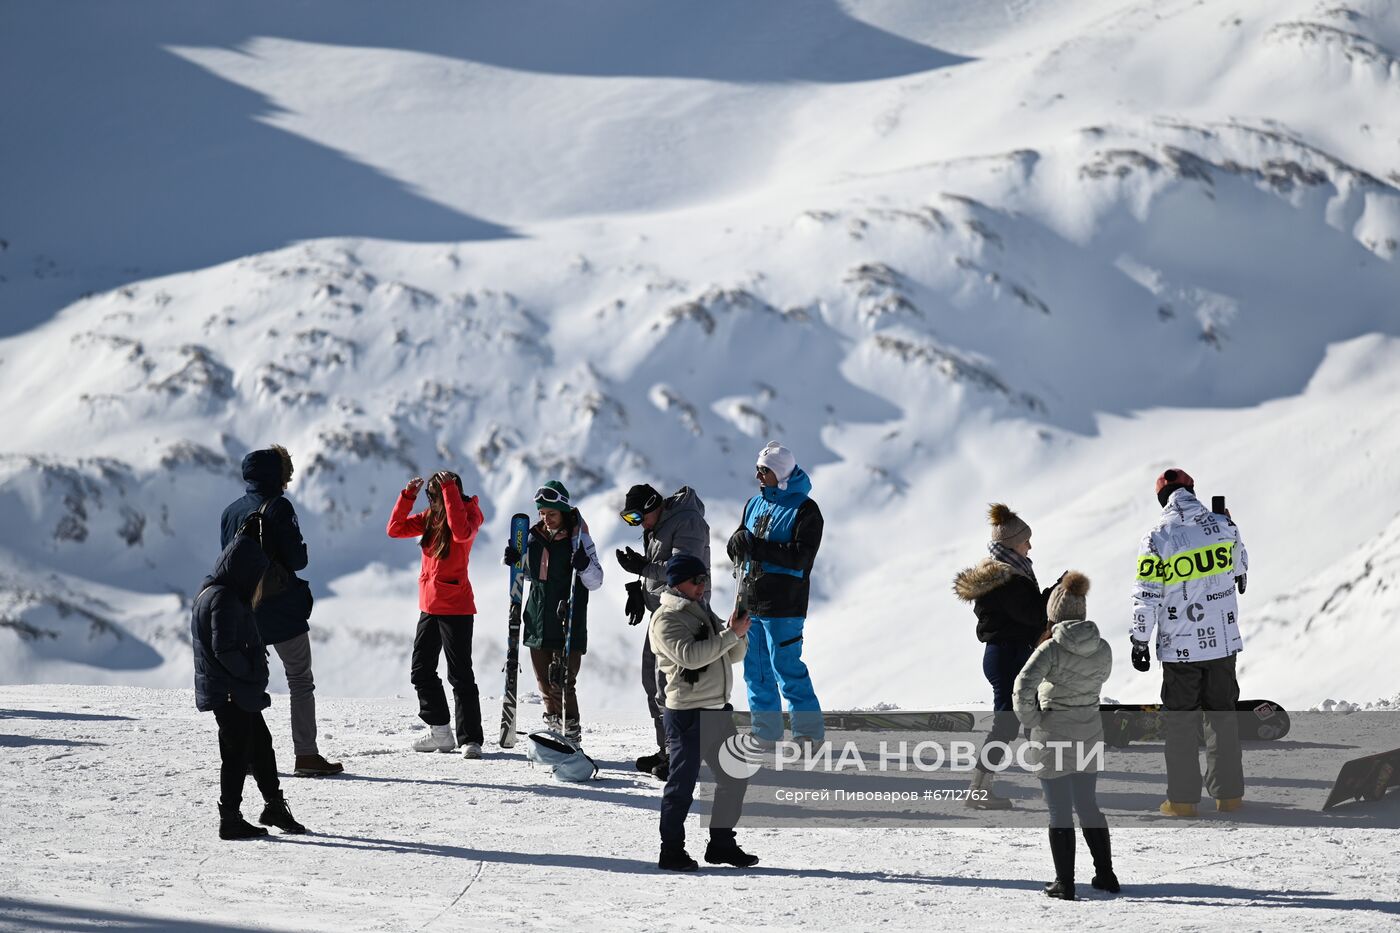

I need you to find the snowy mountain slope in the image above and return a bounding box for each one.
[2,0,1399,711]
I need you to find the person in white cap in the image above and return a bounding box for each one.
[726,441,825,744]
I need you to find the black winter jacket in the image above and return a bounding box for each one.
[219,449,312,644]
[953,558,1049,646]
[192,534,272,713]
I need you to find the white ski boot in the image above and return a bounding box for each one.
[412,724,455,753]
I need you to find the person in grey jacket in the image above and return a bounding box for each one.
[1014,572,1118,901]
[616,483,711,780]
[649,553,756,873]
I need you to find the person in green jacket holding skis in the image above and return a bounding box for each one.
[504,480,603,744]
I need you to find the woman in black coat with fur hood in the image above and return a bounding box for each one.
[953,503,1052,810]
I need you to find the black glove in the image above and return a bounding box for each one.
[503,544,521,566]
[727,528,754,562]
[616,547,647,575]
[1131,640,1151,673]
[1235,573,1247,595]
[624,580,646,626]
[571,546,591,572]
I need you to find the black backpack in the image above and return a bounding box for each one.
[237,499,294,610]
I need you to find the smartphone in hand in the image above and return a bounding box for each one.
[1211,495,1226,515]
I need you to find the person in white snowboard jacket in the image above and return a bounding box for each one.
[1130,468,1249,816]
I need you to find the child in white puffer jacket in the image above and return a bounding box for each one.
[1014,571,1118,902]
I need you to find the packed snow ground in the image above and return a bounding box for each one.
[3,685,1399,932]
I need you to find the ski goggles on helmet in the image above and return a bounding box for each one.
[620,510,644,526]
[534,485,570,506]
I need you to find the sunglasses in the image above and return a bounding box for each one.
[621,510,644,526]
[687,573,710,587]
[535,485,570,506]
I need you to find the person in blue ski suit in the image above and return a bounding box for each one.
[726,441,825,743]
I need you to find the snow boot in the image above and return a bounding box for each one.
[294,754,344,777]
[543,713,562,733]
[658,847,699,872]
[461,742,483,760]
[218,803,268,840]
[258,795,307,834]
[704,830,759,868]
[966,769,1013,810]
[1215,796,1244,813]
[412,724,456,753]
[1044,827,1076,900]
[1159,800,1199,817]
[564,719,582,744]
[651,758,670,782]
[1083,827,1119,893]
[636,749,667,773]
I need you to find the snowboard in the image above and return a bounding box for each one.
[729,711,977,734]
[1322,747,1400,810]
[497,513,530,748]
[1100,699,1290,747]
[824,711,977,733]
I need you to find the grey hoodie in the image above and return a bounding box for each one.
[1013,618,1113,780]
[638,487,710,612]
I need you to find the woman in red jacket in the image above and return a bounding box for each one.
[388,471,486,758]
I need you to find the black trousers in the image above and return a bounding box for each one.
[641,635,669,752]
[214,703,280,809]
[660,706,748,850]
[1161,654,1244,803]
[411,613,483,745]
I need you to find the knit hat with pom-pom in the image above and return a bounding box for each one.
[987,503,1031,548]
[1047,571,1091,624]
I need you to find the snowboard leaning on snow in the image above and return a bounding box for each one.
[1100,699,1291,746]
[1322,747,1400,810]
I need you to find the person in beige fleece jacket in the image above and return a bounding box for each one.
[649,553,757,873]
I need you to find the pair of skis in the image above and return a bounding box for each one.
[498,513,529,748]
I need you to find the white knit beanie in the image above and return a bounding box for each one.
[756,441,796,489]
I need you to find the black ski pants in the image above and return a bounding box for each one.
[214,703,281,809]
[411,613,483,746]
[1161,654,1244,803]
[660,705,748,851]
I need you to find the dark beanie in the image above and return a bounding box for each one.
[1155,467,1195,507]
[665,553,707,587]
[623,483,662,515]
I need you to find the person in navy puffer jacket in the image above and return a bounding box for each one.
[726,441,825,744]
[192,522,308,840]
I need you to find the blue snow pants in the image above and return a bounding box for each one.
[743,615,823,742]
